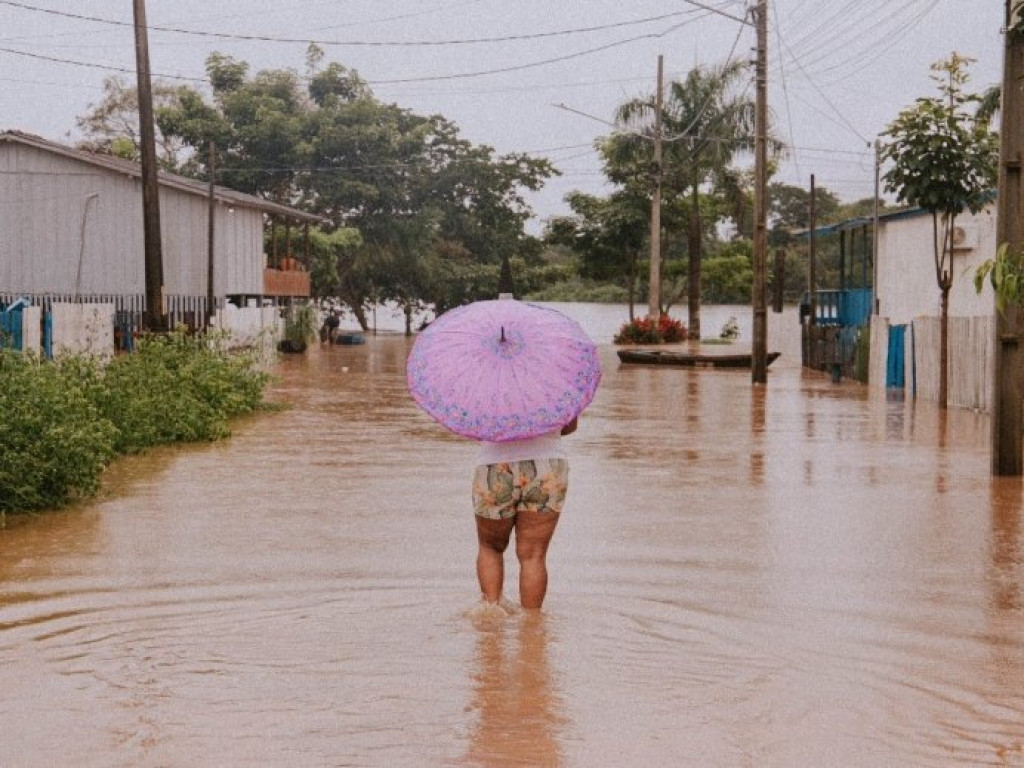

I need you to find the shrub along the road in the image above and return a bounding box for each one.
[0,331,270,514]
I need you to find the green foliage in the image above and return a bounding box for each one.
[975,242,1024,314]
[80,51,556,314]
[881,54,998,282]
[703,242,753,304]
[0,351,117,512]
[769,182,840,245]
[523,277,630,303]
[0,330,270,512]
[613,315,687,344]
[94,331,268,454]
[283,304,319,347]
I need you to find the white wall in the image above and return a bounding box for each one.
[19,305,41,355]
[50,302,114,359]
[212,304,281,360]
[875,205,997,325]
[0,141,265,299]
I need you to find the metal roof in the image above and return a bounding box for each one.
[0,129,323,224]
[790,191,997,241]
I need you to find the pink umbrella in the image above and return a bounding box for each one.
[407,299,602,442]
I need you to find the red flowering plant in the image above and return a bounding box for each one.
[613,314,687,344]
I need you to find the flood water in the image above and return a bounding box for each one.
[2,307,1023,767]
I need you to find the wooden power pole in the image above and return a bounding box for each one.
[206,141,216,327]
[993,0,1024,475]
[751,0,769,384]
[133,0,165,332]
[648,55,664,322]
[809,172,817,330]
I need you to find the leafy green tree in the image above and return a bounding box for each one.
[881,53,998,408]
[609,60,765,338]
[768,182,840,245]
[76,75,189,169]
[829,196,888,224]
[87,49,555,320]
[544,190,649,318]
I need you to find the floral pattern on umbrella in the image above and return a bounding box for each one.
[406,300,602,442]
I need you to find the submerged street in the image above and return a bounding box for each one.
[2,335,1023,766]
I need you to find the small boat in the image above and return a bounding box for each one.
[333,332,366,345]
[617,349,780,368]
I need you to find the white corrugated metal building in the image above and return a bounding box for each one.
[869,202,997,411]
[0,130,318,331]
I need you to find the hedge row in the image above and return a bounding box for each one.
[0,331,270,514]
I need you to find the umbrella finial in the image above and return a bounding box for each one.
[500,325,506,343]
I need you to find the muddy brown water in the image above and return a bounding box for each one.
[2,334,1023,767]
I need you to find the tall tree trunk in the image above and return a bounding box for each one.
[350,302,369,332]
[627,248,637,321]
[932,212,951,410]
[940,279,950,410]
[687,183,703,339]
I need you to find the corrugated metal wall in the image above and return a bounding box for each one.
[912,316,992,413]
[0,142,264,298]
[868,314,992,412]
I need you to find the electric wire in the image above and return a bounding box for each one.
[0,16,707,87]
[0,1,705,48]
[771,0,801,181]
[773,31,871,146]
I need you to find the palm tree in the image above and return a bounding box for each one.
[609,60,761,339]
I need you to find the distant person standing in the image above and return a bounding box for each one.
[321,309,341,343]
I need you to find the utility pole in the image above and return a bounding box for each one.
[993,0,1024,475]
[809,173,817,328]
[873,139,881,315]
[751,0,769,383]
[133,0,165,332]
[648,54,664,322]
[206,141,216,327]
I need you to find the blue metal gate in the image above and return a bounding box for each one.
[0,298,29,350]
[886,324,906,389]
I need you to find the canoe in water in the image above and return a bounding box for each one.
[617,349,780,368]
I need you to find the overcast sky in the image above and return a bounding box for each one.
[0,0,1006,232]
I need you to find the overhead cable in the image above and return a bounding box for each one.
[0,1,704,48]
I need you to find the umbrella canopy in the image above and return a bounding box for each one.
[407,300,602,442]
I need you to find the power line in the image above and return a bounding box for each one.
[0,1,704,48]
[0,45,206,82]
[771,0,801,182]
[678,0,752,25]
[773,28,871,146]
[364,20,700,85]
[0,17,703,88]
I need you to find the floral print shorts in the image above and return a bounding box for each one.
[472,458,569,520]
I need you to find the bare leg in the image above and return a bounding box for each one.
[514,509,561,610]
[475,516,515,603]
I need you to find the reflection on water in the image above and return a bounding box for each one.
[462,607,565,767]
[2,331,1023,766]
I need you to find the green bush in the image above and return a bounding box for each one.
[0,351,117,512]
[523,277,630,303]
[95,331,269,454]
[0,330,270,513]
